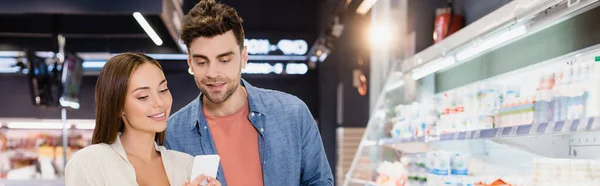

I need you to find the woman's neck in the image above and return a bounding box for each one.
[120,130,159,161]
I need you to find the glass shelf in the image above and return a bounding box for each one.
[372,116,600,145]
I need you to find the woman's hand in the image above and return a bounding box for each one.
[205,176,221,186]
[181,174,221,186]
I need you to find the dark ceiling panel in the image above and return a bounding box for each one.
[0,14,53,34]
[0,0,326,54]
[0,0,162,15]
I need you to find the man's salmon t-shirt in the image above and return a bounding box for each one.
[203,100,264,186]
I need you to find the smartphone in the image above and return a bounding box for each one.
[190,154,220,185]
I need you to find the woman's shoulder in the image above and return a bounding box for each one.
[68,143,112,164]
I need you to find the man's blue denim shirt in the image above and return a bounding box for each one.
[165,79,333,186]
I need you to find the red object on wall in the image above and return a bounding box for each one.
[434,8,464,43]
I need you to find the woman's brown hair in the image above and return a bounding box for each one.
[91,52,165,145]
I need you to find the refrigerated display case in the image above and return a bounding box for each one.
[0,119,93,186]
[345,0,600,185]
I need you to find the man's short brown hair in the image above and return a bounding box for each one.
[180,0,245,50]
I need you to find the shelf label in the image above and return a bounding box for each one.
[496,127,504,137]
[590,117,600,130]
[509,126,518,136]
[473,130,481,139]
[578,117,590,131]
[453,132,460,140]
[465,131,473,139]
[529,123,540,135]
[546,121,557,134]
[562,120,574,133]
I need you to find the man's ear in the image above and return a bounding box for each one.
[187,51,194,75]
[241,46,248,69]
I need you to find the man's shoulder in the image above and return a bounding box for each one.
[168,97,199,125]
[252,87,306,109]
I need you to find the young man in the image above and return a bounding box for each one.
[165,0,334,186]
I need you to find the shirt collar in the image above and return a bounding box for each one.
[189,78,266,131]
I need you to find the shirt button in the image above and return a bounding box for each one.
[260,128,264,133]
[204,126,207,130]
[250,113,255,117]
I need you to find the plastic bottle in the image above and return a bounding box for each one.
[551,71,563,122]
[535,73,553,124]
[546,73,556,122]
[534,74,545,124]
[561,66,572,121]
[586,59,600,117]
[581,62,591,118]
[569,64,582,120]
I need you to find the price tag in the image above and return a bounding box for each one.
[473,130,482,139]
[529,123,539,135]
[509,126,518,136]
[577,117,590,131]
[590,117,600,130]
[546,121,556,134]
[465,131,473,139]
[496,127,504,137]
[562,120,574,133]
[453,132,460,140]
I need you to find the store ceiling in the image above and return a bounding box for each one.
[0,0,337,55]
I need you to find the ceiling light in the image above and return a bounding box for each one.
[357,0,378,15]
[133,12,163,46]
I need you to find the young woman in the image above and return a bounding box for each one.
[65,53,220,186]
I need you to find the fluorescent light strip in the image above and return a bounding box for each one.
[141,54,308,61]
[35,51,55,58]
[456,25,527,61]
[248,55,307,61]
[82,60,308,75]
[78,52,112,60]
[82,61,107,68]
[145,53,188,60]
[0,51,24,57]
[74,123,95,130]
[7,122,64,130]
[133,12,163,46]
[286,63,308,74]
[356,0,378,14]
[0,67,19,73]
[411,57,456,80]
[0,58,17,67]
[242,63,277,74]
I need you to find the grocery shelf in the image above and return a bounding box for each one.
[375,116,600,145]
[384,0,600,93]
[344,0,600,185]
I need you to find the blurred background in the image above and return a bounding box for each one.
[3,0,600,186]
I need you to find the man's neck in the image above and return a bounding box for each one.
[203,85,248,117]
